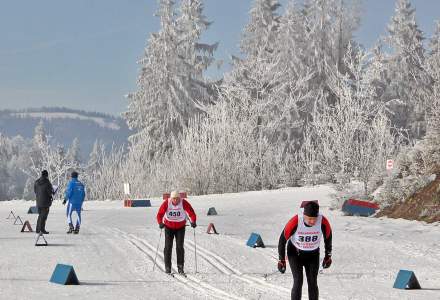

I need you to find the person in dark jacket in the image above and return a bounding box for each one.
[34,170,54,234]
[278,201,333,300]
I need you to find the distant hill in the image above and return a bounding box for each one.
[0,107,132,159]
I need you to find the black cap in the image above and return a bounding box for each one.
[41,170,48,177]
[71,171,79,178]
[303,201,319,217]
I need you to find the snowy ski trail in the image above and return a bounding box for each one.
[184,238,291,296]
[110,227,245,300]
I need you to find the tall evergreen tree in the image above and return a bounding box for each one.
[381,0,430,139]
[124,0,216,159]
[66,137,81,167]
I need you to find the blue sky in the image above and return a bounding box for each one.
[0,0,439,116]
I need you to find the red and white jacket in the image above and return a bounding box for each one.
[156,198,197,230]
[278,214,333,259]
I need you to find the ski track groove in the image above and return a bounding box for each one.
[100,227,211,298]
[184,239,291,296]
[111,227,243,300]
[108,228,218,299]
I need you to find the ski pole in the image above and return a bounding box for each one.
[152,228,163,271]
[193,227,198,274]
[319,258,324,274]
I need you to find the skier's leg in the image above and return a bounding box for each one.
[40,207,49,232]
[287,242,303,300]
[75,206,81,227]
[175,226,186,271]
[72,206,81,233]
[66,203,73,226]
[163,227,174,272]
[304,252,320,300]
[36,207,42,233]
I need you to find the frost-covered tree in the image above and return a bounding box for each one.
[124,0,216,159]
[150,99,286,195]
[83,142,124,200]
[419,21,440,175]
[380,0,431,139]
[0,134,32,200]
[177,0,218,89]
[300,0,361,94]
[0,134,12,199]
[24,122,75,197]
[309,45,401,194]
[66,137,81,167]
[33,120,47,147]
[241,0,281,57]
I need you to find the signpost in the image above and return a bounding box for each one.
[123,183,130,196]
[386,159,394,170]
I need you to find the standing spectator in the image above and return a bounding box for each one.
[34,170,54,234]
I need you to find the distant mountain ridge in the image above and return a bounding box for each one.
[0,107,131,159]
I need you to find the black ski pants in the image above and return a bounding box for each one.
[164,226,186,270]
[287,242,320,300]
[36,207,50,233]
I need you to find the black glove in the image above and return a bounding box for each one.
[159,223,165,229]
[277,259,286,274]
[322,254,332,269]
[191,222,197,228]
[62,199,67,205]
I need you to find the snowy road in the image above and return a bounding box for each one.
[1,185,439,299]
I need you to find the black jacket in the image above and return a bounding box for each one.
[34,176,54,208]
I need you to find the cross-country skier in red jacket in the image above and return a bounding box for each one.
[278,201,333,300]
[157,191,197,275]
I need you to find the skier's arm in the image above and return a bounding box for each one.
[64,181,74,200]
[183,200,196,223]
[156,201,168,224]
[278,231,287,260]
[278,215,298,260]
[48,182,54,198]
[321,216,333,256]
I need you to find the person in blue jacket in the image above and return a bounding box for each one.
[63,171,86,234]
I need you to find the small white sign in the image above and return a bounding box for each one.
[123,183,130,195]
[386,159,394,170]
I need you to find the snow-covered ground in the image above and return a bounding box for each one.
[1,185,439,300]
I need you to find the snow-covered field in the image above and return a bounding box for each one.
[1,185,439,300]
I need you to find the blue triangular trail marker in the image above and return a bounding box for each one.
[50,264,80,285]
[393,270,421,289]
[246,233,265,248]
[27,206,38,214]
[207,207,217,216]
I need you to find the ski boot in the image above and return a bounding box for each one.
[74,225,80,234]
[67,224,74,234]
[177,265,185,275]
